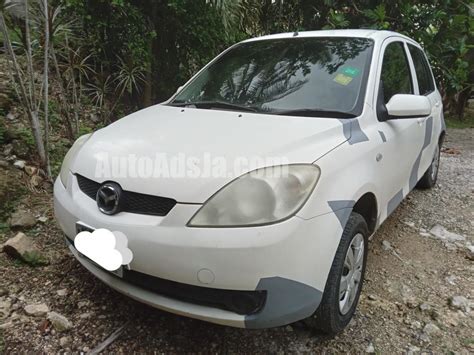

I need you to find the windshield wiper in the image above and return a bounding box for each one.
[274,108,356,119]
[170,101,258,113]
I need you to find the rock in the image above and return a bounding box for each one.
[445,275,457,285]
[466,244,474,260]
[368,294,377,301]
[423,322,440,336]
[47,312,72,332]
[401,284,417,308]
[285,325,293,332]
[24,166,37,176]
[0,321,13,329]
[0,159,8,168]
[2,232,48,266]
[56,289,67,297]
[37,216,48,223]
[382,240,392,251]
[30,175,43,187]
[3,143,13,156]
[404,221,415,228]
[9,210,36,228]
[419,303,431,312]
[79,312,93,319]
[365,343,375,353]
[24,303,49,317]
[449,296,471,312]
[429,224,465,242]
[407,345,421,354]
[6,112,16,121]
[59,336,71,347]
[13,160,26,169]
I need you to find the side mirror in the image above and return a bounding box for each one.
[385,94,431,119]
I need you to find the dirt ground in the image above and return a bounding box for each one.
[0,128,472,354]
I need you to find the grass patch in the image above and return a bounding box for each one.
[462,338,474,346]
[445,113,474,129]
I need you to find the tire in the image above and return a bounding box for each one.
[417,142,441,189]
[305,212,369,334]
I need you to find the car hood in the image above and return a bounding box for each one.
[72,104,348,203]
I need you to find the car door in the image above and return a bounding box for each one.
[373,38,426,220]
[406,43,442,175]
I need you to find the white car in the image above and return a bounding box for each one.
[54,29,444,334]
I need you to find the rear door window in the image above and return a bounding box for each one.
[408,44,435,95]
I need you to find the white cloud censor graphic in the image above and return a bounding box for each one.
[74,229,133,271]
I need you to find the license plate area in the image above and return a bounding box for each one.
[74,222,124,278]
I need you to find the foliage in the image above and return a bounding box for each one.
[22,250,49,266]
[215,0,472,120]
[1,0,472,177]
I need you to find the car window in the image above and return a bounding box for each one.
[170,37,374,117]
[380,42,413,104]
[408,44,435,95]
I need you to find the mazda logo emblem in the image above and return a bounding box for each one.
[96,182,122,215]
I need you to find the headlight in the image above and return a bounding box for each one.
[59,133,92,187]
[188,164,321,227]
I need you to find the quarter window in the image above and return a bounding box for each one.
[408,44,435,95]
[380,42,413,104]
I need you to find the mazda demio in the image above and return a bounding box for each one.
[54,30,444,334]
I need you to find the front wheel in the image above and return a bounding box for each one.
[417,142,441,189]
[305,212,368,334]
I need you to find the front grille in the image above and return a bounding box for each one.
[76,174,176,216]
[123,269,266,315]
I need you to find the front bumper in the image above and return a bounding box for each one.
[54,174,343,328]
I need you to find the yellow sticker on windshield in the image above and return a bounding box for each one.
[334,73,353,86]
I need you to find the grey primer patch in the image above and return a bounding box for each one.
[244,277,322,329]
[338,119,369,145]
[387,189,403,216]
[408,153,422,191]
[328,200,356,228]
[422,116,433,150]
[408,116,433,191]
[378,130,387,142]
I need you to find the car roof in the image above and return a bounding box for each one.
[242,29,416,45]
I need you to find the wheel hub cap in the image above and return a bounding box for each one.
[339,233,365,315]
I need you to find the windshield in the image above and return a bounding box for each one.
[170,37,374,118]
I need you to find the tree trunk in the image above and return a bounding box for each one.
[0,12,47,165]
[43,0,51,177]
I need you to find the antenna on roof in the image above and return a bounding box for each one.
[293,31,299,37]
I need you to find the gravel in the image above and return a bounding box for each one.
[0,128,472,353]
